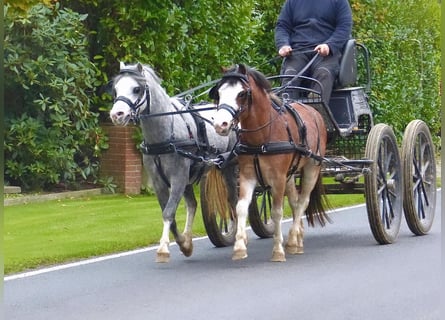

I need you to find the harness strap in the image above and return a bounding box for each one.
[153,155,171,188]
[152,154,206,187]
[253,155,267,189]
[287,153,302,177]
[141,137,222,171]
[313,117,322,166]
[188,105,211,153]
[236,141,299,155]
[271,98,284,113]
[235,141,324,162]
[287,102,323,166]
[139,100,216,157]
[283,102,308,147]
[140,139,198,155]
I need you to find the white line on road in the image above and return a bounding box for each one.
[5,204,368,282]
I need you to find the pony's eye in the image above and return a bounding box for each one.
[133,87,141,95]
[238,91,247,98]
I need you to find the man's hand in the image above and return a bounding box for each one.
[278,45,292,57]
[314,44,330,56]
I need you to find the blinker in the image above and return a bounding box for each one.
[209,85,219,100]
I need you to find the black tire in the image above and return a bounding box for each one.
[401,120,436,235]
[248,186,275,238]
[364,123,403,244]
[200,174,236,247]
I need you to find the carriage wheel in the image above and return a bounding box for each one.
[248,186,275,238]
[200,174,236,247]
[401,120,436,235]
[364,123,403,244]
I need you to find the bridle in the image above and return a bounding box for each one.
[209,71,252,127]
[210,70,281,134]
[113,69,150,122]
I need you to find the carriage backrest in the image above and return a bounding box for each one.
[335,39,357,89]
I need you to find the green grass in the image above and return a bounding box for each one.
[4,194,207,275]
[4,192,364,275]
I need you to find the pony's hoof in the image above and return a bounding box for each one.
[285,244,304,255]
[180,243,193,257]
[232,250,248,260]
[156,252,170,263]
[271,251,286,262]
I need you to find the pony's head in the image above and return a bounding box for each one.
[210,64,271,136]
[109,62,150,126]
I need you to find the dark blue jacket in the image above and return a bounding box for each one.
[275,0,353,55]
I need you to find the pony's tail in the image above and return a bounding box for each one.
[305,173,332,227]
[204,166,229,220]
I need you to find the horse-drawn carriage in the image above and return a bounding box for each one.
[244,39,436,248]
[109,39,436,262]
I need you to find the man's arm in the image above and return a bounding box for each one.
[274,0,293,51]
[325,0,353,55]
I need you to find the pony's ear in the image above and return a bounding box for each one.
[221,66,229,73]
[137,63,144,73]
[119,61,126,70]
[238,64,247,75]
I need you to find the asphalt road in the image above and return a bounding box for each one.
[4,191,442,320]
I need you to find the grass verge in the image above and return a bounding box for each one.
[4,192,364,275]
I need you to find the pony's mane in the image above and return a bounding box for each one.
[140,64,162,85]
[243,65,282,106]
[113,63,162,87]
[225,64,272,93]
[246,67,282,106]
[246,67,272,93]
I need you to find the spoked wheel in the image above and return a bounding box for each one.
[364,123,403,244]
[401,120,436,235]
[248,185,275,238]
[200,174,236,247]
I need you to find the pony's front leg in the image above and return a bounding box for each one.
[156,183,186,263]
[232,198,249,260]
[271,194,286,262]
[157,220,172,263]
[232,179,256,260]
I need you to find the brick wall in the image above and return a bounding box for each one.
[100,124,142,194]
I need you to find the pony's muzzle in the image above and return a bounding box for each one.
[110,103,131,126]
[213,103,237,136]
[214,121,230,136]
[213,119,231,136]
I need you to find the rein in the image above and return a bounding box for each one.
[213,66,323,183]
[114,70,221,163]
[137,101,217,138]
[139,106,216,117]
[274,52,320,96]
[237,99,283,134]
[173,79,220,99]
[139,108,219,164]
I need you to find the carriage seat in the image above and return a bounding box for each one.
[328,39,373,136]
[334,38,357,89]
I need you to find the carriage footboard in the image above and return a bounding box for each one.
[321,157,373,194]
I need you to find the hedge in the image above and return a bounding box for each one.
[4,3,108,191]
[4,0,441,191]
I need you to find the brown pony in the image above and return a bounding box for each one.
[209,64,329,261]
